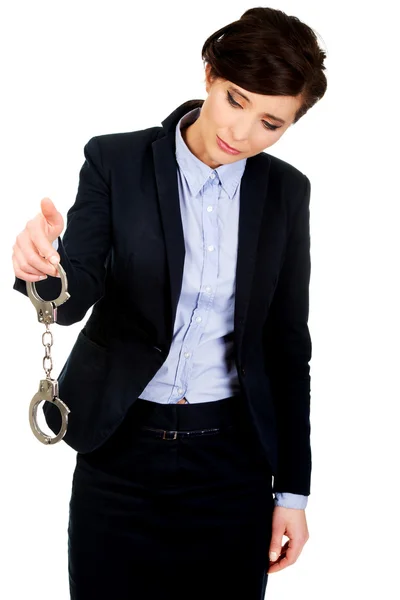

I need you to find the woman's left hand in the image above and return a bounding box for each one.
[267,506,310,574]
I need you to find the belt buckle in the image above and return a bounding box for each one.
[162,430,178,440]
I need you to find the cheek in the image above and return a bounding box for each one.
[206,102,231,131]
[247,132,269,154]
[254,128,285,151]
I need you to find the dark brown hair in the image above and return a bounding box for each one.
[201,7,327,124]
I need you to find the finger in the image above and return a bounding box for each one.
[27,217,60,265]
[267,554,291,574]
[12,243,45,277]
[284,538,303,564]
[267,539,301,574]
[12,252,48,282]
[15,231,58,277]
[16,229,59,277]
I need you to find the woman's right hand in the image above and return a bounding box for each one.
[12,197,65,282]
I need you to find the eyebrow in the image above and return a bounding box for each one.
[229,85,287,125]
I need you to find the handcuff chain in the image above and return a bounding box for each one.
[42,323,53,379]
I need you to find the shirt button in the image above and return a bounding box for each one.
[207,245,214,252]
[205,286,212,293]
[210,173,216,179]
[178,387,184,394]
[195,316,202,323]
[184,352,191,359]
[207,205,213,212]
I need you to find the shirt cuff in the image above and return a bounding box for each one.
[274,492,308,509]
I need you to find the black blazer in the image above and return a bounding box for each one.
[13,99,312,496]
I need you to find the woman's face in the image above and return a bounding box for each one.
[183,63,304,169]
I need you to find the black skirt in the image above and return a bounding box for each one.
[67,394,274,599]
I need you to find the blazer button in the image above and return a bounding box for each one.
[240,367,246,376]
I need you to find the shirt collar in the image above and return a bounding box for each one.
[175,107,247,200]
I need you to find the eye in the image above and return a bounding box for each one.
[226,91,279,131]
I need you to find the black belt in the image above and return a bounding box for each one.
[137,425,235,440]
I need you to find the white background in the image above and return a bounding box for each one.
[1,0,399,598]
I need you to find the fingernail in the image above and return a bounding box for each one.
[39,275,47,280]
[50,256,59,264]
[269,552,278,561]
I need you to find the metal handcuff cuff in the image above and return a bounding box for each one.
[26,261,71,445]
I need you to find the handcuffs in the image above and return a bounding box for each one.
[26,261,71,445]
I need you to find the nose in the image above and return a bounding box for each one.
[229,120,253,144]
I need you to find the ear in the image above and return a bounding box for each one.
[204,62,214,92]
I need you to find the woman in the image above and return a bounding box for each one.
[12,7,327,599]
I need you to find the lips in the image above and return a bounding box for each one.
[216,135,241,155]
[218,136,239,152]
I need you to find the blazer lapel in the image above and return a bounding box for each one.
[152,100,272,351]
[152,131,187,342]
[234,153,271,350]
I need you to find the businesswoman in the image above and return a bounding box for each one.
[12,7,327,600]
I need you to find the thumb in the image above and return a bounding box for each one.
[40,197,64,235]
[40,197,59,222]
[269,539,282,562]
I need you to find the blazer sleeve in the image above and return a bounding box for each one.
[12,136,112,326]
[263,174,312,496]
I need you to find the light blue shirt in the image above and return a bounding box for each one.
[53,108,308,509]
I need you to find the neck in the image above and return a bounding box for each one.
[181,118,222,169]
